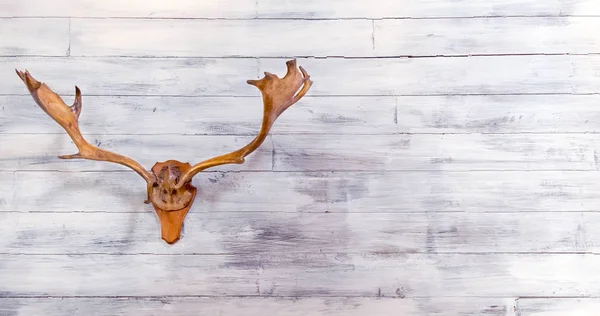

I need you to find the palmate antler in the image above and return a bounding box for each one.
[16,59,312,244]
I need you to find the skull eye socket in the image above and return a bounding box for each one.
[163,189,168,194]
[152,183,159,188]
[171,189,177,195]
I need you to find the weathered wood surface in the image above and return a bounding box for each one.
[257,0,599,18]
[0,0,257,18]
[0,135,271,172]
[4,0,597,18]
[374,17,600,56]
[5,134,600,172]
[2,0,598,314]
[1,211,599,254]
[0,253,598,297]
[0,18,69,56]
[0,96,398,135]
[6,95,600,134]
[273,134,600,171]
[70,19,373,57]
[516,298,600,316]
[68,17,600,58]
[0,297,515,316]
[3,171,599,213]
[3,56,600,96]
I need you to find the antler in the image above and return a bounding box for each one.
[174,59,312,188]
[15,70,155,193]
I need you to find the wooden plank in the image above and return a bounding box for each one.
[0,18,69,56]
[3,56,600,96]
[273,134,600,171]
[3,57,259,96]
[1,211,599,254]
[258,56,600,96]
[0,134,272,172]
[257,0,598,18]
[375,17,600,56]
[396,95,600,133]
[3,171,600,213]
[70,19,373,57]
[0,297,516,316]
[0,253,597,297]
[516,298,600,315]
[0,96,396,135]
[0,0,257,18]
[6,95,600,134]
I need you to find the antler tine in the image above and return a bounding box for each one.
[16,69,156,200]
[174,59,312,188]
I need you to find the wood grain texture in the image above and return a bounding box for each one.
[3,56,600,96]
[1,211,599,254]
[257,0,599,18]
[0,297,516,316]
[6,95,600,134]
[396,95,600,133]
[3,171,599,213]
[0,135,272,172]
[273,134,600,171]
[71,19,373,57]
[0,0,257,18]
[516,298,600,315]
[0,253,597,297]
[0,18,69,56]
[0,96,397,135]
[1,57,259,96]
[375,17,600,56]
[259,56,600,96]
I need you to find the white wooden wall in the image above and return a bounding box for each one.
[1,1,600,315]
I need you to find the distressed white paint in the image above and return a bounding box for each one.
[273,134,600,171]
[0,96,398,135]
[71,19,373,57]
[0,134,272,171]
[3,171,600,213]
[0,211,599,254]
[0,297,516,316]
[258,0,600,18]
[0,253,598,297]
[4,56,600,96]
[396,95,600,133]
[375,17,600,56]
[0,0,257,18]
[0,0,597,314]
[516,299,600,315]
[0,18,69,56]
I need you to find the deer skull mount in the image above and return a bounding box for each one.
[16,59,313,244]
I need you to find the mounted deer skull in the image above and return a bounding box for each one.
[16,59,312,244]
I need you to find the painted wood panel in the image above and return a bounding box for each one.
[6,95,600,135]
[0,96,398,135]
[0,0,257,18]
[257,0,599,18]
[0,135,272,172]
[375,17,600,56]
[4,56,600,96]
[273,134,600,171]
[396,95,600,133]
[70,19,373,57]
[4,171,599,213]
[259,56,600,96]
[0,297,516,316]
[2,57,259,96]
[0,18,69,56]
[0,211,599,254]
[516,298,600,315]
[0,253,597,297]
